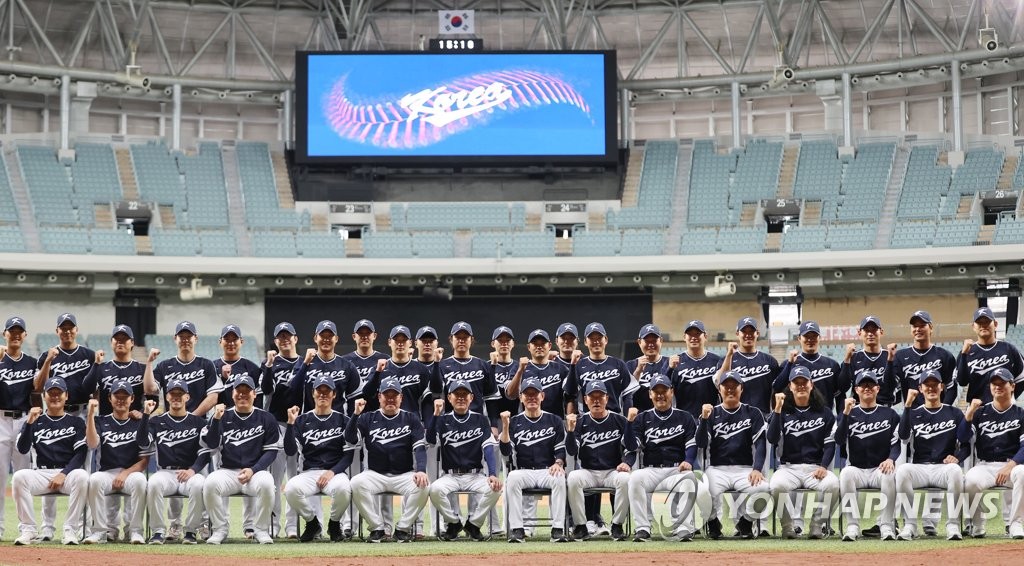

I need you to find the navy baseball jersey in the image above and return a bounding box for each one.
[627,408,698,468]
[956,341,1024,404]
[284,410,354,473]
[569,356,637,414]
[899,404,970,464]
[363,359,435,420]
[435,356,501,419]
[775,353,846,410]
[153,356,221,413]
[728,351,781,416]
[0,351,38,411]
[290,354,359,414]
[213,357,264,408]
[492,360,520,417]
[888,346,958,407]
[262,354,298,423]
[566,411,635,470]
[500,411,566,470]
[518,361,570,417]
[17,413,87,473]
[626,356,671,413]
[203,407,280,471]
[139,412,211,472]
[343,350,389,413]
[93,414,154,471]
[345,409,427,475]
[767,407,837,467]
[427,410,498,474]
[965,403,1024,463]
[696,403,767,469]
[672,352,723,420]
[841,350,896,406]
[37,346,96,406]
[83,360,145,415]
[835,405,901,468]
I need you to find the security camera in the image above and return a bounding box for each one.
[704,275,737,298]
[979,28,998,51]
[180,277,213,301]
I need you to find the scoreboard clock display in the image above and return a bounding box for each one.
[428,38,485,51]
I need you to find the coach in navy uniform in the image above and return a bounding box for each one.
[82,325,146,414]
[11,377,88,545]
[887,310,958,408]
[435,322,502,429]
[283,375,354,543]
[0,316,36,539]
[730,317,780,416]
[33,314,96,416]
[961,367,1024,538]
[672,320,723,421]
[429,379,501,542]
[956,307,1024,404]
[138,378,211,545]
[262,321,301,540]
[213,325,264,408]
[363,325,435,420]
[202,375,280,545]
[567,322,637,416]
[841,316,897,407]
[505,329,570,418]
[291,320,360,414]
[347,377,430,543]
[773,321,846,415]
[144,321,222,416]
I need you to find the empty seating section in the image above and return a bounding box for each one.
[688,140,735,225]
[680,229,718,255]
[150,230,199,256]
[411,232,455,258]
[607,140,677,229]
[88,229,136,255]
[619,230,664,255]
[471,233,506,258]
[717,226,766,253]
[131,142,185,204]
[890,221,936,248]
[72,144,122,202]
[252,231,298,258]
[931,218,980,247]
[826,223,877,251]
[572,230,621,256]
[0,225,25,252]
[237,142,309,230]
[835,142,894,222]
[781,225,827,252]
[199,230,238,257]
[179,143,229,229]
[512,231,554,257]
[794,142,842,211]
[362,231,412,258]
[949,148,1002,195]
[18,145,83,226]
[993,216,1024,245]
[897,146,949,219]
[295,232,346,258]
[403,203,518,231]
[0,153,18,224]
[38,227,135,256]
[730,140,782,203]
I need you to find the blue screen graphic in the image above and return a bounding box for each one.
[300,52,613,161]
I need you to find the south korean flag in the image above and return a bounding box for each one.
[439,10,474,35]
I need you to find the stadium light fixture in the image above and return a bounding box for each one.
[704,275,737,298]
[180,277,213,301]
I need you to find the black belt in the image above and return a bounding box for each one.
[445,468,481,475]
[36,466,63,470]
[161,466,187,471]
[653,462,684,468]
[0,410,24,418]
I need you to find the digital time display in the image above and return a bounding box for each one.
[429,38,485,51]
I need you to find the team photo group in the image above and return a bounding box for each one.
[1,306,1023,546]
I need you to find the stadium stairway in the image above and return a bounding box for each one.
[4,147,41,252]
[776,145,799,199]
[222,146,253,256]
[663,141,693,255]
[874,143,910,248]
[114,148,140,201]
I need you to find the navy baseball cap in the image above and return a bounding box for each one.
[233,375,257,390]
[528,329,551,343]
[736,317,758,332]
[450,321,473,336]
[789,366,812,382]
[312,375,336,390]
[273,322,296,336]
[974,307,996,322]
[855,372,880,386]
[415,326,437,340]
[379,377,403,394]
[638,324,661,338]
[584,322,607,337]
[909,310,933,325]
[4,316,25,332]
[520,378,543,393]
[798,321,821,336]
[165,379,188,393]
[990,368,1014,383]
[389,325,411,339]
[859,316,882,330]
[918,369,942,384]
[315,320,338,335]
[111,324,134,340]
[110,380,133,395]
[684,320,706,334]
[174,321,197,336]
[649,374,672,390]
[56,313,77,327]
[447,379,472,394]
[719,370,744,386]
[220,324,241,339]
[353,319,375,333]
[44,377,67,392]
[556,323,579,338]
[585,380,608,396]
[491,326,514,341]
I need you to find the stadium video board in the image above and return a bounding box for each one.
[295,51,617,165]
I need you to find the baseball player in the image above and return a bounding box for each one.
[773,321,847,416]
[290,320,360,414]
[956,306,1024,404]
[566,380,632,541]
[283,375,354,543]
[82,381,153,545]
[697,370,769,540]
[138,378,211,545]
[213,325,263,409]
[144,321,222,416]
[0,316,36,540]
[11,377,88,546]
[887,310,958,409]
[202,375,281,545]
[767,366,840,539]
[362,326,435,418]
[435,322,502,429]
[505,329,570,417]
[835,372,901,541]
[625,374,700,542]
[499,378,568,543]
[262,321,302,539]
[490,326,520,419]
[428,380,501,541]
[672,320,724,421]
[841,316,897,407]
[730,317,780,417]
[346,377,429,543]
[895,370,970,540]
[626,324,673,413]
[551,323,580,414]
[415,326,443,367]
[82,325,146,415]
[567,322,637,416]
[960,367,1024,538]
[343,319,389,415]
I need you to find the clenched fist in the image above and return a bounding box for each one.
[627,407,639,422]
[95,350,105,364]
[148,348,160,362]
[500,411,511,424]
[701,404,713,419]
[566,413,577,432]
[905,389,919,406]
[213,404,226,419]
[886,343,897,360]
[266,350,278,366]
[222,364,232,379]
[669,354,680,369]
[353,399,366,415]
[87,399,99,414]
[788,349,799,363]
[519,357,529,369]
[844,397,856,415]
[433,399,445,416]
[376,358,388,372]
[962,339,975,354]
[144,400,157,414]
[27,406,42,424]
[774,393,786,413]
[304,348,317,364]
[287,405,300,424]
